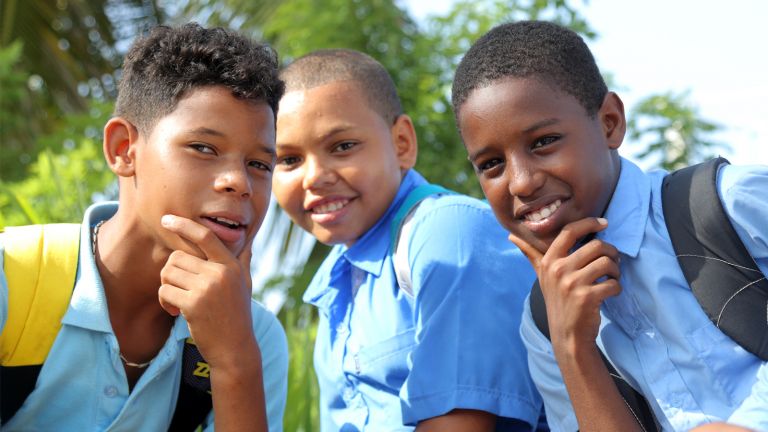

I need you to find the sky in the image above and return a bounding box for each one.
[404,0,768,168]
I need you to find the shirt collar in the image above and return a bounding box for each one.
[62,201,189,341]
[302,170,426,306]
[343,169,427,276]
[599,157,650,258]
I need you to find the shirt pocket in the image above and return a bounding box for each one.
[350,328,415,392]
[687,322,756,406]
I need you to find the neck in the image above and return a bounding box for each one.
[93,212,172,322]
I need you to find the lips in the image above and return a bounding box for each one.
[201,213,248,245]
[523,199,562,222]
[310,199,350,215]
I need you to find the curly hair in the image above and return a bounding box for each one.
[452,20,607,119]
[115,23,285,134]
[280,49,402,124]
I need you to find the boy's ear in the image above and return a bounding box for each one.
[391,114,418,171]
[103,117,141,177]
[599,92,626,150]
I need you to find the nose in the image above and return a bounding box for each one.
[302,156,336,190]
[506,158,543,198]
[215,164,252,198]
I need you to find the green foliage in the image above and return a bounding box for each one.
[627,91,726,170]
[0,100,115,228]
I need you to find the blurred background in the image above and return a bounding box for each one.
[1,1,766,430]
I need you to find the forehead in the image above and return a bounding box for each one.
[276,81,388,143]
[459,78,587,129]
[152,86,275,148]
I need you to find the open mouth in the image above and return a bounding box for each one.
[205,216,244,230]
[523,199,562,223]
[311,199,350,215]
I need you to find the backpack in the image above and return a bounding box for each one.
[529,157,768,431]
[390,184,454,296]
[0,223,212,431]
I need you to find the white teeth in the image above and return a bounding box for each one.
[213,217,239,227]
[525,199,562,222]
[313,200,349,214]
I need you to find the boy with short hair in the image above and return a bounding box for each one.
[452,20,768,431]
[0,23,288,430]
[272,49,544,431]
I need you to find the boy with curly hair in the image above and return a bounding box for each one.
[0,23,287,431]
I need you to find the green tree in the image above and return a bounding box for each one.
[627,92,726,170]
[0,0,163,180]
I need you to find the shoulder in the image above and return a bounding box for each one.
[408,194,503,238]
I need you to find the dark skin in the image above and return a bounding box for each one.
[459,77,639,431]
[98,86,275,431]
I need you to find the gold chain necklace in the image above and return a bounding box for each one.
[92,220,152,369]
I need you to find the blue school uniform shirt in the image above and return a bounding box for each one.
[305,169,543,431]
[0,202,288,431]
[520,158,768,432]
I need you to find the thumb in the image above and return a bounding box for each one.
[508,231,544,270]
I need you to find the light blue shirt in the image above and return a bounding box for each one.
[520,158,768,431]
[0,202,288,431]
[305,170,544,431]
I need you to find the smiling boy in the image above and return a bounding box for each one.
[0,24,287,430]
[453,20,768,431]
[272,49,544,431]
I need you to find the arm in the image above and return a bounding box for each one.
[509,217,641,432]
[400,200,541,429]
[158,215,268,432]
[415,409,498,432]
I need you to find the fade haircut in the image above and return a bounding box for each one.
[452,20,607,120]
[115,23,285,134]
[280,49,402,124]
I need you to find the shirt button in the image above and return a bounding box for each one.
[104,385,118,398]
[343,388,355,401]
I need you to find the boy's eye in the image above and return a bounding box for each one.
[532,135,560,149]
[475,158,503,174]
[190,143,217,155]
[277,155,301,167]
[332,141,357,153]
[248,160,273,172]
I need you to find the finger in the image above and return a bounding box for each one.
[161,214,231,263]
[589,278,622,300]
[158,283,188,316]
[549,217,609,258]
[577,255,621,285]
[160,260,207,291]
[508,231,544,268]
[569,238,620,270]
[164,250,209,275]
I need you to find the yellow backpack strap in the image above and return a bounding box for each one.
[1,224,80,366]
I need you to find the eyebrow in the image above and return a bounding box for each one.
[187,127,275,156]
[276,124,356,151]
[523,118,560,133]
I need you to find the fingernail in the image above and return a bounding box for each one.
[597,217,608,225]
[161,215,174,227]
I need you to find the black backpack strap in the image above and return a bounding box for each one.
[530,281,660,431]
[168,339,213,431]
[662,157,768,360]
[0,365,43,421]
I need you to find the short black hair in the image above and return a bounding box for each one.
[280,49,402,124]
[115,23,284,134]
[452,20,606,119]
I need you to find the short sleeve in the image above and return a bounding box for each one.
[718,164,768,265]
[397,197,542,427]
[520,294,578,432]
[202,301,288,432]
